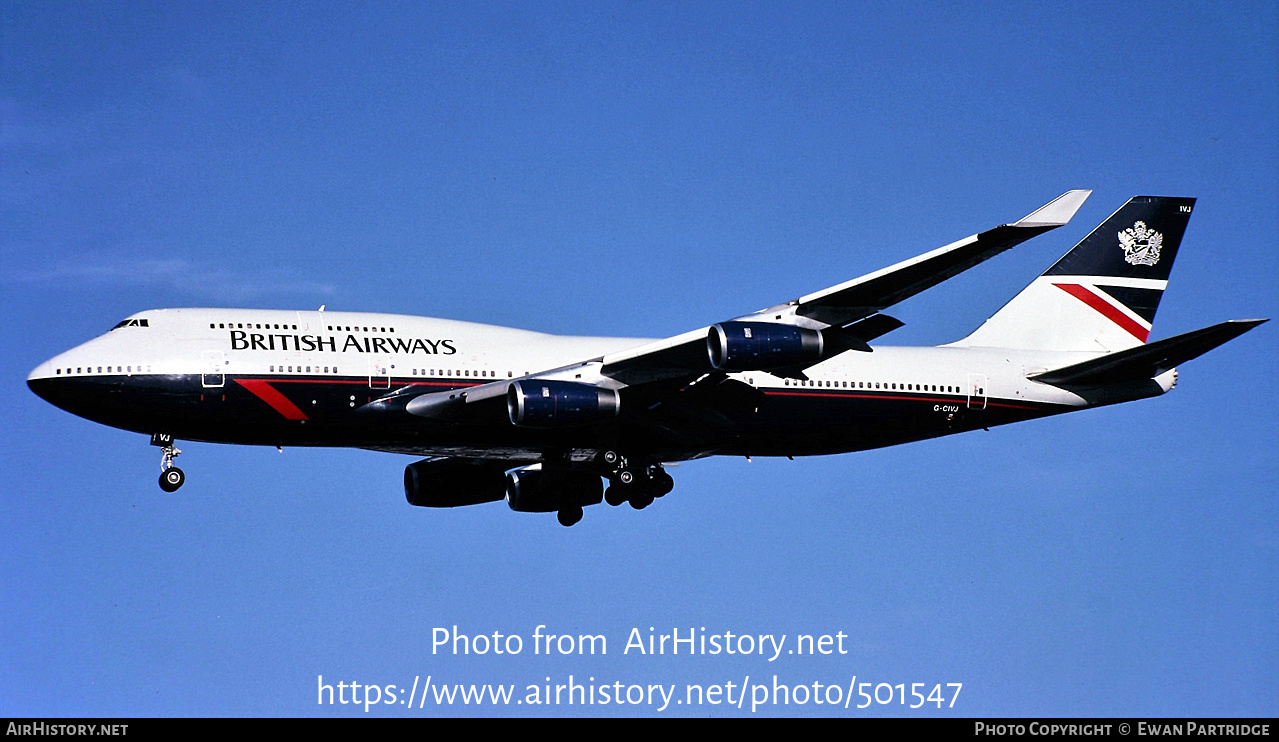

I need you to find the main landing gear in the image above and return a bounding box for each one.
[596,450,674,512]
[151,433,185,492]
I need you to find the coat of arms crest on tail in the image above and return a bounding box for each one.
[1119,221,1163,266]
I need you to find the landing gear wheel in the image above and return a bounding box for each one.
[557,506,583,527]
[159,467,185,493]
[604,485,627,507]
[653,471,674,497]
[618,469,636,485]
[629,491,654,510]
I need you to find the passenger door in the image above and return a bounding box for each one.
[368,358,390,389]
[966,373,987,410]
[201,350,225,388]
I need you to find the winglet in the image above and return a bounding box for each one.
[1013,189,1092,228]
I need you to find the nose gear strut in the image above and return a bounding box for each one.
[151,432,185,492]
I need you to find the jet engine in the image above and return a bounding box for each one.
[507,380,620,428]
[505,465,604,512]
[707,321,823,370]
[403,458,507,507]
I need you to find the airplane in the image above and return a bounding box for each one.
[27,192,1266,526]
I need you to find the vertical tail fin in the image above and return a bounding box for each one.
[954,196,1196,352]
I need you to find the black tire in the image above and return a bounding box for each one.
[653,471,674,497]
[604,485,627,507]
[629,492,654,510]
[557,507,583,527]
[159,467,185,493]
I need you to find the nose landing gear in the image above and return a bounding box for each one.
[152,433,185,492]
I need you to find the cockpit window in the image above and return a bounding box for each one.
[110,318,150,330]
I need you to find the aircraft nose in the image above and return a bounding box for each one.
[27,360,57,404]
[28,360,53,382]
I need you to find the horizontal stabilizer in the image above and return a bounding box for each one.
[1028,319,1267,386]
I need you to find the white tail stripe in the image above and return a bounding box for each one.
[1055,275,1168,290]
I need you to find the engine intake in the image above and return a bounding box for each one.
[707,321,823,370]
[404,458,507,508]
[507,380,620,428]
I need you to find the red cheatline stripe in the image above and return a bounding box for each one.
[1053,283,1150,342]
[234,379,309,421]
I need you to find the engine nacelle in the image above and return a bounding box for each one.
[707,321,823,370]
[505,466,604,512]
[404,458,507,508]
[507,380,620,428]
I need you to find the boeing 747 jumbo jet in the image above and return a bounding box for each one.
[28,192,1266,526]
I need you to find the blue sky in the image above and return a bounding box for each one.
[2,1,1275,717]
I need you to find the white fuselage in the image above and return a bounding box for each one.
[28,307,1176,463]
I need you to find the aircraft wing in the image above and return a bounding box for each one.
[406,190,1090,419]
[783,189,1092,327]
[599,190,1090,385]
